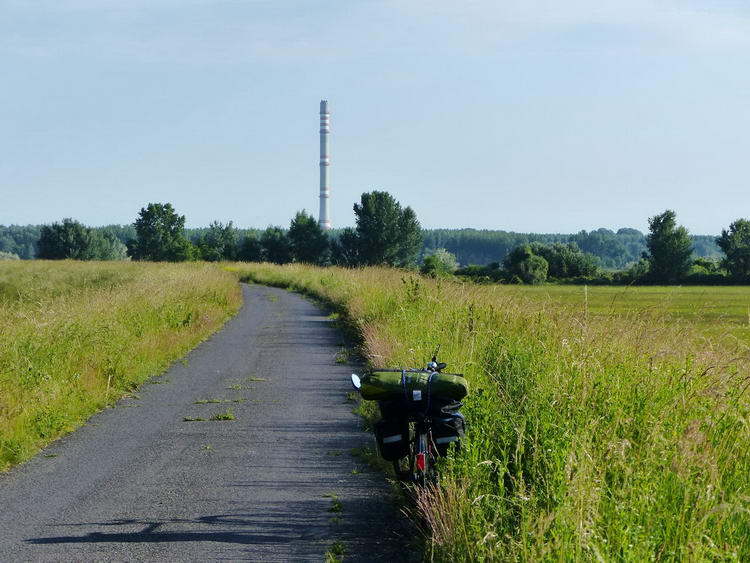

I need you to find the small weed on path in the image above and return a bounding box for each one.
[334,349,348,364]
[209,409,235,421]
[327,496,343,513]
[325,540,345,562]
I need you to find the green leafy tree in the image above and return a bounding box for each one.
[90,231,128,260]
[397,207,423,267]
[646,210,693,284]
[717,219,750,281]
[330,227,360,267]
[237,233,263,262]
[36,219,119,260]
[196,221,238,262]
[37,219,94,259]
[288,211,330,264]
[127,203,195,262]
[353,191,422,267]
[0,251,19,260]
[529,242,599,279]
[0,225,42,258]
[421,248,458,278]
[260,226,292,264]
[504,244,548,284]
[690,257,720,275]
[36,220,126,261]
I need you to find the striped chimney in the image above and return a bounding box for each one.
[318,100,332,230]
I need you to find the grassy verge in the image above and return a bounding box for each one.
[232,263,750,561]
[0,261,241,470]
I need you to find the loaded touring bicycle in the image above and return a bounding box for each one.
[351,351,468,486]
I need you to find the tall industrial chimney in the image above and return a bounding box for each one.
[318,100,331,230]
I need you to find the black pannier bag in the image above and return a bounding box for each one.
[378,398,407,420]
[374,418,410,461]
[432,412,465,457]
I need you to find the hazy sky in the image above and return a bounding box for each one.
[2,1,749,233]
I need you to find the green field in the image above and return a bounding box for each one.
[0,261,241,470]
[234,263,750,562]
[512,284,750,325]
[501,285,750,349]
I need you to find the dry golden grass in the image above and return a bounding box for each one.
[0,261,241,470]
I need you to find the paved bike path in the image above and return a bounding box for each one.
[0,284,409,562]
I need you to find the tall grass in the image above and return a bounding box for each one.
[0,261,241,470]
[233,263,750,561]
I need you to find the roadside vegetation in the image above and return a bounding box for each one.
[0,261,241,470]
[232,263,750,561]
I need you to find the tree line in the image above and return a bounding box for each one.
[0,211,722,267]
[3,202,750,286]
[3,191,423,267]
[423,228,720,269]
[454,210,750,285]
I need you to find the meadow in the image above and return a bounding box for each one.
[232,264,750,562]
[3,260,750,560]
[0,261,241,470]
[506,285,750,344]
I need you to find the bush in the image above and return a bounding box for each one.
[421,248,458,278]
[504,245,548,284]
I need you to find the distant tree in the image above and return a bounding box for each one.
[421,248,458,278]
[616,228,643,236]
[717,219,750,281]
[0,250,19,260]
[37,219,103,260]
[37,219,93,259]
[396,207,423,267]
[36,220,126,261]
[620,258,650,283]
[89,231,128,260]
[0,235,15,255]
[529,242,599,279]
[691,257,720,274]
[504,244,548,284]
[237,233,263,262]
[330,227,360,267]
[97,225,137,246]
[128,203,195,262]
[353,191,422,267]
[646,210,693,284]
[288,211,329,264]
[196,221,238,262]
[260,226,292,264]
[0,225,41,259]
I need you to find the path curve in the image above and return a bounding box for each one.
[0,284,409,562]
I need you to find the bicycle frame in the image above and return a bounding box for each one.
[393,413,439,487]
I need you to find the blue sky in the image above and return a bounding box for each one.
[1,0,749,233]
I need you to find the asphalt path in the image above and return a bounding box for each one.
[0,284,410,562]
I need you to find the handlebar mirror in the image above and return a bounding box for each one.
[351,374,361,390]
[437,362,447,371]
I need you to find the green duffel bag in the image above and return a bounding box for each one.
[360,369,468,403]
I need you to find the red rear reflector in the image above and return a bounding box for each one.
[416,453,426,471]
